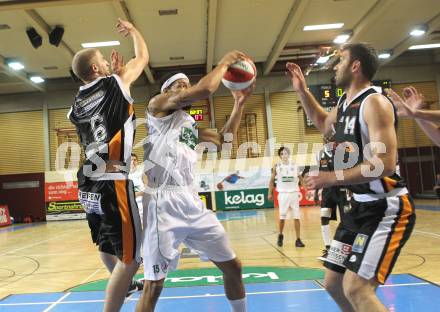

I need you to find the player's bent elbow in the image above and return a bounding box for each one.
[382,162,396,177]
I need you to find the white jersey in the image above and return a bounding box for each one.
[129,167,144,193]
[276,161,300,193]
[143,109,198,188]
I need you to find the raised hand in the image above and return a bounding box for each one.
[230,80,256,107]
[386,87,425,118]
[285,62,308,93]
[116,18,135,37]
[110,50,124,75]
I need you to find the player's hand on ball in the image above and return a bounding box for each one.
[230,80,255,107]
[219,50,247,67]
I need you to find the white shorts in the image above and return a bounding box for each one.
[136,196,143,226]
[278,192,300,220]
[142,187,236,281]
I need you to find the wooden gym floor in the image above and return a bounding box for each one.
[0,199,439,301]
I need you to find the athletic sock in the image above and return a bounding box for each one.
[321,224,332,247]
[229,297,247,312]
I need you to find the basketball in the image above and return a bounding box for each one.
[222,58,256,90]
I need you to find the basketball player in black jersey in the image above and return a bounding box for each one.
[317,136,351,261]
[70,18,148,312]
[286,44,416,312]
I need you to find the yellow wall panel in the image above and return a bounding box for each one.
[0,111,45,174]
[214,94,267,158]
[270,91,323,156]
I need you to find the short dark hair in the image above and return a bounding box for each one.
[71,48,99,82]
[131,153,138,159]
[341,43,379,81]
[278,146,290,156]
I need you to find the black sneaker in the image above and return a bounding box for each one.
[126,280,143,297]
[318,248,329,261]
[277,234,284,247]
[295,238,305,247]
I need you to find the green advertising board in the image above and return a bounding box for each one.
[215,188,273,211]
[70,266,324,291]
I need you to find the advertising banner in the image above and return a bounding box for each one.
[215,188,274,211]
[45,171,85,221]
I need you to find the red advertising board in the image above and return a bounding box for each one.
[45,181,79,202]
[274,187,321,207]
[0,205,12,227]
[44,176,84,221]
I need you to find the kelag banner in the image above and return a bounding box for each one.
[215,188,273,211]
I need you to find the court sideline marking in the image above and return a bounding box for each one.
[42,292,71,312]
[0,281,430,306]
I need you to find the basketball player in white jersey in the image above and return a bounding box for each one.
[135,50,254,312]
[268,146,305,248]
[287,44,415,312]
[70,18,148,312]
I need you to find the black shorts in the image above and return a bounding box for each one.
[86,213,115,256]
[320,187,349,221]
[323,222,357,273]
[79,179,142,264]
[324,194,416,284]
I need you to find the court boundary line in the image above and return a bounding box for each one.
[414,230,440,238]
[42,292,71,312]
[408,273,440,287]
[0,280,431,306]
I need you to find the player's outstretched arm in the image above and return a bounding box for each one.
[115,18,149,90]
[285,62,336,136]
[388,86,440,147]
[220,82,255,137]
[198,81,255,150]
[149,51,247,114]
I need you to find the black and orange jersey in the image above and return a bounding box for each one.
[68,74,135,175]
[318,144,335,172]
[333,86,406,195]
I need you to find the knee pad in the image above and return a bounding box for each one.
[321,207,332,218]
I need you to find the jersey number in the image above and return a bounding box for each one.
[91,114,107,142]
[343,116,356,135]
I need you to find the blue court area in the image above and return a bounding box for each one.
[0,274,438,311]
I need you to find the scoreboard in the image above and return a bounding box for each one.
[305,80,391,127]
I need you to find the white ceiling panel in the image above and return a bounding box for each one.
[357,0,440,50]
[127,0,207,66]
[215,0,293,62]
[287,0,377,45]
